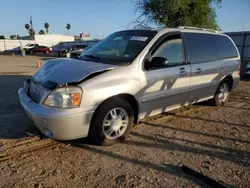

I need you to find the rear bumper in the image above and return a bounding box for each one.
[232,77,240,90]
[18,87,94,140]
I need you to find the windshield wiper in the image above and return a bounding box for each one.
[83,54,102,62]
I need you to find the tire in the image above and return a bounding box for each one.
[90,98,134,146]
[66,52,71,58]
[209,79,230,106]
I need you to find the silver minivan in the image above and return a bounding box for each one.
[18,27,240,145]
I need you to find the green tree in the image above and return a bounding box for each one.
[66,23,71,34]
[24,24,30,34]
[44,22,49,34]
[29,28,36,36]
[134,0,222,30]
[39,30,45,35]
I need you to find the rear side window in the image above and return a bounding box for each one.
[184,33,238,64]
[215,35,238,59]
[184,33,217,64]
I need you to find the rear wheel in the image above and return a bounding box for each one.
[90,98,134,146]
[209,80,230,106]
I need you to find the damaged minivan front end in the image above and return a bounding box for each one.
[18,29,158,143]
[18,58,115,140]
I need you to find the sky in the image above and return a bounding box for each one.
[1,0,250,38]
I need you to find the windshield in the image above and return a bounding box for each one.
[80,30,157,65]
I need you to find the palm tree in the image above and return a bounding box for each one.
[29,28,36,37]
[66,23,71,34]
[24,24,30,34]
[44,22,49,34]
[39,30,45,35]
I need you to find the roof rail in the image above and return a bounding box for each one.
[178,26,220,33]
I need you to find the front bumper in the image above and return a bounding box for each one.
[18,87,94,140]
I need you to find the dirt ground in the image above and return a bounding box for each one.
[0,55,249,188]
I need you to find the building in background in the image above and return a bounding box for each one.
[79,32,91,41]
[20,34,75,46]
[0,34,75,52]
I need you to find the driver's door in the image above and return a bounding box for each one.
[139,33,191,117]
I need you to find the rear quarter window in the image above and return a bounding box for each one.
[183,33,239,64]
[215,35,238,59]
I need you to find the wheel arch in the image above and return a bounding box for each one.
[221,75,233,91]
[90,93,140,126]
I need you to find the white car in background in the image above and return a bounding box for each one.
[23,43,39,50]
[19,43,39,54]
[246,61,250,76]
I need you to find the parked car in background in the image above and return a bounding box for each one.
[18,27,240,145]
[30,45,53,54]
[58,45,88,58]
[70,46,92,59]
[22,43,39,54]
[246,61,250,76]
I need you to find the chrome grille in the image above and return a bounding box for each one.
[29,81,50,103]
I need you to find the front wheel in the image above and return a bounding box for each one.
[90,98,134,146]
[209,80,230,106]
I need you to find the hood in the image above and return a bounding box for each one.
[32,58,115,87]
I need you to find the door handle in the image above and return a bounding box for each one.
[195,68,202,74]
[179,70,188,76]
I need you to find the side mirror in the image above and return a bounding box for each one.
[146,57,168,69]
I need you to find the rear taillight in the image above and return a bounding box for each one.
[237,63,241,76]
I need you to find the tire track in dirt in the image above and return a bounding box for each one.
[0,137,61,162]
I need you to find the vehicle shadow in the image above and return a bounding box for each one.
[140,121,250,145]
[0,75,40,139]
[71,142,208,187]
[128,132,250,167]
[70,126,248,187]
[39,57,57,61]
[240,76,250,81]
[165,113,250,130]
